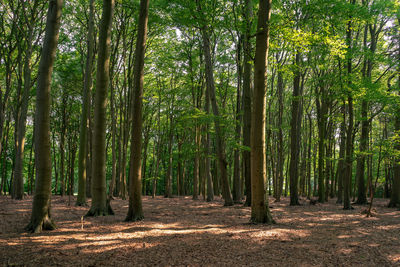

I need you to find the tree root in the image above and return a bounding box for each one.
[25,216,56,233]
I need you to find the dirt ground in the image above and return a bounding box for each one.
[0,195,399,267]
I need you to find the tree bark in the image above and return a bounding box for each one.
[125,0,149,221]
[76,0,95,206]
[25,0,62,233]
[242,0,253,207]
[86,0,115,217]
[198,1,233,206]
[289,53,302,206]
[343,1,355,210]
[250,0,274,224]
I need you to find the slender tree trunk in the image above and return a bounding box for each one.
[233,36,242,203]
[289,53,301,206]
[26,0,62,233]
[86,0,115,217]
[198,3,233,206]
[242,0,253,207]
[164,114,173,198]
[250,0,274,223]
[205,84,214,201]
[12,1,38,199]
[343,2,355,210]
[275,70,284,202]
[336,102,346,204]
[76,0,95,206]
[59,95,67,196]
[125,0,149,221]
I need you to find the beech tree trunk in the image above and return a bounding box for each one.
[25,0,62,233]
[343,1,355,210]
[205,84,214,202]
[250,0,274,224]
[125,0,149,221]
[242,0,253,207]
[76,0,95,206]
[198,0,233,206]
[289,53,301,206]
[86,0,115,217]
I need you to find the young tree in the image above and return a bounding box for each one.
[242,0,253,207]
[250,0,274,224]
[86,0,115,216]
[197,0,233,206]
[125,0,150,222]
[25,0,63,233]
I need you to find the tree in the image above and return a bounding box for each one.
[197,0,233,207]
[25,0,63,233]
[250,0,274,224]
[86,0,115,217]
[76,0,95,206]
[125,0,149,222]
[242,0,253,207]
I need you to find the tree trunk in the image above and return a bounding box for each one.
[242,0,253,207]
[198,3,233,206]
[250,0,274,224]
[388,17,400,208]
[12,1,38,200]
[233,36,242,204]
[289,53,301,206]
[205,84,214,202]
[125,0,149,221]
[164,114,173,198]
[336,102,346,204]
[343,2,355,210]
[76,0,95,206]
[25,0,62,233]
[86,0,115,217]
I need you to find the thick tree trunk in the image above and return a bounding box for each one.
[388,17,400,208]
[125,0,149,221]
[250,0,274,224]
[86,0,115,217]
[76,0,95,206]
[25,0,62,233]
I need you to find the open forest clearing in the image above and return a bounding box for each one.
[1,195,399,266]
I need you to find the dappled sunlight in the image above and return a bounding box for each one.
[1,196,400,266]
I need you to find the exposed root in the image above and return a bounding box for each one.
[125,213,144,222]
[25,216,56,233]
[85,201,114,217]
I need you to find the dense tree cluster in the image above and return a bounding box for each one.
[0,0,399,232]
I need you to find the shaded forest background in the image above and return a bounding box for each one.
[0,0,400,227]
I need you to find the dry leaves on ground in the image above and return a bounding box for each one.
[0,195,399,266]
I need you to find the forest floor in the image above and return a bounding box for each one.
[0,195,399,267]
